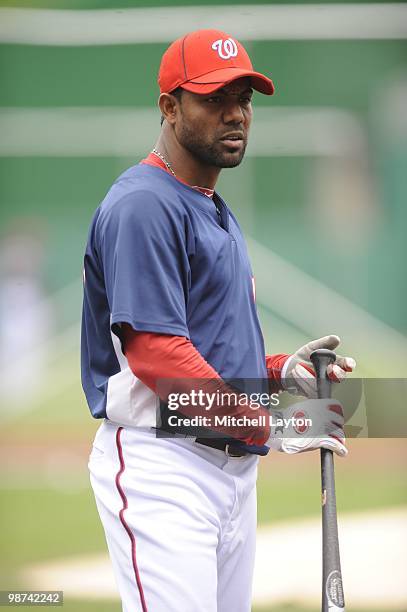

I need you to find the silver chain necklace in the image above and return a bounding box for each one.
[151,148,219,218]
[152,148,176,176]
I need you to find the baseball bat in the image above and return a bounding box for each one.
[310,348,345,612]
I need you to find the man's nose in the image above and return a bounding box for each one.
[222,101,245,124]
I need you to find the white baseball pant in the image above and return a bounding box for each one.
[89,420,258,612]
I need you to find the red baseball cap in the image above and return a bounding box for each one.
[158,29,274,96]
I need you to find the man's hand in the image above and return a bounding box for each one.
[281,335,356,398]
[267,398,347,457]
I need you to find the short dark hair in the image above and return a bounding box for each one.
[160,87,183,125]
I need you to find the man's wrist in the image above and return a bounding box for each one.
[265,353,291,392]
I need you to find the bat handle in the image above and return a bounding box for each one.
[310,348,336,399]
[310,348,336,481]
[310,349,346,611]
[309,349,336,469]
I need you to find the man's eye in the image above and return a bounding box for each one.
[240,97,252,105]
[207,96,222,103]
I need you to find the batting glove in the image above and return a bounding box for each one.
[281,335,356,399]
[267,398,347,457]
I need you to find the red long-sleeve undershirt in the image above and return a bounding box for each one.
[121,325,290,446]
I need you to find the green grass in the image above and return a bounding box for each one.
[0,486,107,590]
[50,603,392,612]
[253,607,390,612]
[1,460,405,582]
[0,373,95,438]
[46,601,120,612]
[0,488,104,568]
[254,608,390,612]
[257,462,407,524]
[1,599,390,612]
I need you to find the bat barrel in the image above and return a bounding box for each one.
[320,449,345,611]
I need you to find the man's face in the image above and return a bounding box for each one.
[174,78,253,169]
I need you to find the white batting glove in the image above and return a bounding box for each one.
[281,335,356,399]
[267,398,347,457]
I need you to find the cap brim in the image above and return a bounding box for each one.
[180,68,274,96]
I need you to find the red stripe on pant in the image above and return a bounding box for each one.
[115,426,148,612]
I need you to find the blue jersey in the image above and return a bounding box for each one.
[81,164,268,447]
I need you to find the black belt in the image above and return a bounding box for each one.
[195,437,247,457]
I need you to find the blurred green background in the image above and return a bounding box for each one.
[0,1,406,610]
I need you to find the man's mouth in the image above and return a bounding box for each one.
[220,133,244,148]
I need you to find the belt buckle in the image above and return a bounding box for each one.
[225,444,246,458]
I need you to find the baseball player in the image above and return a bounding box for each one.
[81,29,356,612]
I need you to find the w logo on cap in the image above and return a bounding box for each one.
[211,38,238,60]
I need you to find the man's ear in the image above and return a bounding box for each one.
[158,93,179,126]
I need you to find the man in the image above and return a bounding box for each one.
[81,29,355,612]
